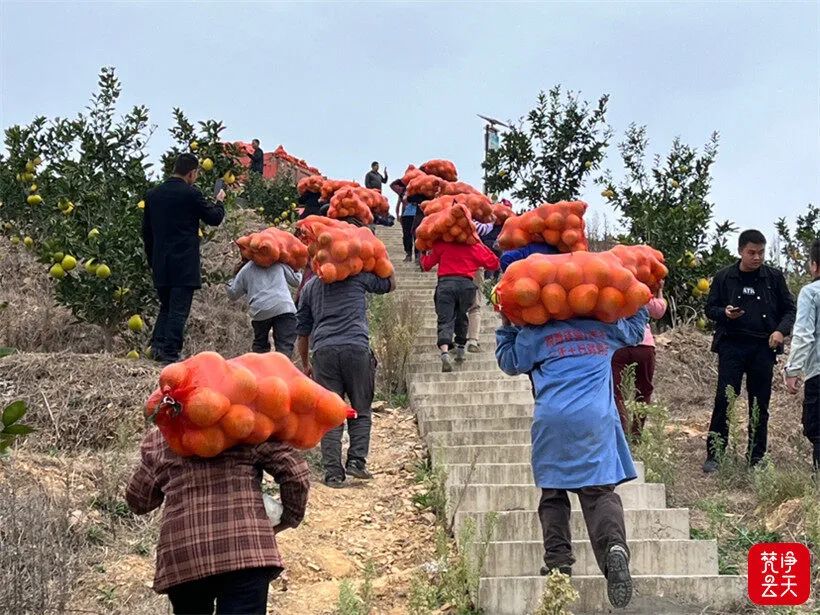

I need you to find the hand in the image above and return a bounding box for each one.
[784,374,801,395]
[769,330,785,349]
[215,189,226,203]
[725,306,744,320]
[655,280,665,298]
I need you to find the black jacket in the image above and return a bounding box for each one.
[705,261,796,353]
[250,147,264,174]
[142,177,225,288]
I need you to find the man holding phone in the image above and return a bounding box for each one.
[702,229,796,473]
[142,153,226,364]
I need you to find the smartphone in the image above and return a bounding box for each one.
[728,306,744,314]
[213,178,225,199]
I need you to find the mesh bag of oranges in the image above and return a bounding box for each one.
[440,181,481,197]
[419,159,458,182]
[420,194,494,223]
[401,164,425,186]
[405,174,443,200]
[296,215,394,283]
[328,187,375,225]
[145,351,355,457]
[320,179,359,202]
[497,201,589,253]
[493,246,667,325]
[297,174,325,196]
[492,203,517,225]
[610,244,668,293]
[235,227,309,270]
[415,203,480,252]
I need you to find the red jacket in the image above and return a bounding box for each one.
[420,241,500,279]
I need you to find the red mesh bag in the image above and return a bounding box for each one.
[497,200,589,253]
[297,175,324,196]
[414,203,480,251]
[419,159,458,182]
[235,227,309,269]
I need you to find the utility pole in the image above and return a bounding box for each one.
[478,114,509,194]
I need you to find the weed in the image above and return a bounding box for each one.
[335,560,376,615]
[412,460,449,526]
[534,568,579,615]
[752,459,816,510]
[368,293,422,398]
[97,585,118,608]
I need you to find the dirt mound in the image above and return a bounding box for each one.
[0,352,159,452]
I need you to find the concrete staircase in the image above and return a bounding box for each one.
[375,225,746,614]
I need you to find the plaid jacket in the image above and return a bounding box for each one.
[126,428,310,593]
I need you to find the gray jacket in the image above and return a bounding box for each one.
[227,262,302,321]
[785,280,820,379]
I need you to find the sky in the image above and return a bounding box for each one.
[1,1,818,241]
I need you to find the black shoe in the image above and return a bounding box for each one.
[702,459,719,474]
[539,565,572,577]
[345,461,373,480]
[605,545,632,609]
[323,475,346,489]
[454,345,466,363]
[403,254,412,263]
[441,353,453,373]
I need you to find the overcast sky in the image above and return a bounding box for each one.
[1,1,818,240]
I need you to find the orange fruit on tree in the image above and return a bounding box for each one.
[220,404,256,440]
[243,412,275,445]
[185,387,231,427]
[512,277,541,308]
[256,376,291,421]
[182,426,227,458]
[568,284,599,315]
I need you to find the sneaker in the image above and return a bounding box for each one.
[323,475,346,489]
[702,459,719,474]
[454,345,466,363]
[466,339,481,353]
[539,565,572,577]
[403,254,412,263]
[346,461,373,480]
[441,352,453,373]
[605,545,632,609]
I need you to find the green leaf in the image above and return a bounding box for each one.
[2,400,26,426]
[0,347,16,358]
[3,424,34,436]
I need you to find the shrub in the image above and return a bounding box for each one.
[368,293,422,399]
[241,171,300,227]
[534,569,579,615]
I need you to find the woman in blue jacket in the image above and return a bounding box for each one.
[495,307,648,609]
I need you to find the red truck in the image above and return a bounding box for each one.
[232,142,321,182]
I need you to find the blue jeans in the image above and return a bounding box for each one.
[151,286,195,362]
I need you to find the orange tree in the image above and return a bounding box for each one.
[599,124,735,326]
[775,204,819,291]
[0,68,154,351]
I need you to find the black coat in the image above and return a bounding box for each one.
[705,261,796,353]
[250,147,264,174]
[142,177,225,288]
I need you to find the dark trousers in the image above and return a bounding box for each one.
[167,566,280,615]
[434,276,476,349]
[612,345,657,436]
[400,215,416,256]
[707,338,776,463]
[538,485,627,575]
[151,286,195,362]
[251,313,297,357]
[802,376,820,469]
[312,345,376,479]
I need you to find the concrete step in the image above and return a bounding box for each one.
[406,359,503,374]
[409,370,523,384]
[449,482,665,512]
[417,322,500,336]
[444,462,646,487]
[411,378,530,396]
[413,334,497,349]
[478,574,746,615]
[419,404,533,423]
[413,389,531,406]
[478,539,718,577]
[455,507,687,542]
[420,415,532,436]
[428,429,533,447]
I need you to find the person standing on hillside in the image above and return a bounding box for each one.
[783,238,820,472]
[703,229,796,473]
[612,282,667,438]
[364,161,388,192]
[495,307,648,609]
[421,240,500,372]
[295,271,397,488]
[142,153,225,364]
[249,139,264,175]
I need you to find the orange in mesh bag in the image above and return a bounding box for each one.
[492,203,517,225]
[236,227,309,269]
[401,164,425,186]
[492,247,666,325]
[405,174,443,200]
[296,215,394,283]
[320,179,360,202]
[419,159,458,182]
[610,244,668,293]
[328,187,375,225]
[414,203,480,252]
[497,200,589,253]
[297,175,325,196]
[420,193,494,223]
[144,351,356,457]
